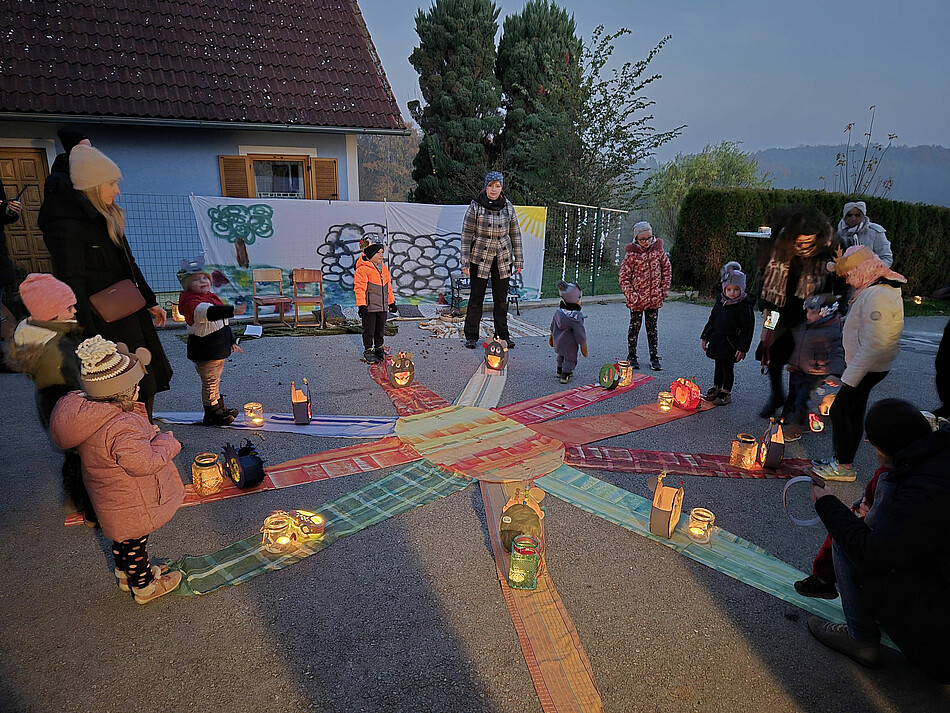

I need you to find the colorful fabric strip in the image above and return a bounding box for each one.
[455,363,507,409]
[494,376,655,425]
[153,411,398,438]
[367,362,452,416]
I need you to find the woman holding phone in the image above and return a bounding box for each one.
[38,145,172,418]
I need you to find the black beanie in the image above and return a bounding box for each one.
[363,243,383,260]
[864,399,932,456]
[57,127,89,154]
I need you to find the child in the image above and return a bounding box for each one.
[549,280,588,384]
[354,236,397,364]
[5,273,95,525]
[795,399,932,600]
[780,294,845,441]
[618,221,671,370]
[700,262,755,406]
[50,336,184,604]
[177,257,244,425]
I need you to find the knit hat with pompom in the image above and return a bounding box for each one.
[76,336,150,399]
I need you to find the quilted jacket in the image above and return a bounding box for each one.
[618,238,671,311]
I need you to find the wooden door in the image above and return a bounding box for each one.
[0,148,51,282]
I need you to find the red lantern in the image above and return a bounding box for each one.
[670,378,701,410]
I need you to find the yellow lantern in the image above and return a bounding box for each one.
[729,433,758,470]
[616,361,634,388]
[168,301,186,323]
[686,508,715,544]
[191,452,224,497]
[657,391,674,412]
[261,509,326,554]
[244,402,264,426]
[914,295,923,305]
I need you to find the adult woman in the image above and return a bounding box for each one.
[460,171,523,349]
[755,205,840,418]
[814,245,906,481]
[38,145,172,418]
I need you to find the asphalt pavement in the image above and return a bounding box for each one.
[0,299,947,712]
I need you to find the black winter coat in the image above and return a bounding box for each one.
[701,295,755,360]
[38,189,172,398]
[816,426,950,683]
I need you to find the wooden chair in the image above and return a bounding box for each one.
[251,268,292,325]
[291,268,325,328]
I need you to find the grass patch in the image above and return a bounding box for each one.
[903,297,950,317]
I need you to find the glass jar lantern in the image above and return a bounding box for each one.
[244,402,264,426]
[508,535,541,591]
[657,391,674,412]
[729,433,758,469]
[192,452,224,497]
[261,511,295,554]
[686,507,715,544]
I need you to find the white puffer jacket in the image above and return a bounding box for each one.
[841,282,904,386]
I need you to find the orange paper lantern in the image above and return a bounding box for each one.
[670,378,701,410]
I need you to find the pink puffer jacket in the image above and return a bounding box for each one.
[618,238,672,311]
[50,391,184,542]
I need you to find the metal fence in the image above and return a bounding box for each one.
[120,195,647,302]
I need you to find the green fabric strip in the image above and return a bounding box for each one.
[536,464,898,647]
[170,460,473,596]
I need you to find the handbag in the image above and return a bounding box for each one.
[88,239,146,323]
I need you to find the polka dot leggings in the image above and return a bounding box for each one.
[113,536,153,589]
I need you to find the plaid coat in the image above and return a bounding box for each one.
[461,198,524,280]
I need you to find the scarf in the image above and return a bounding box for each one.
[721,290,747,306]
[759,255,829,308]
[846,259,906,298]
[476,190,505,211]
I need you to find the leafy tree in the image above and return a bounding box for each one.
[821,106,897,197]
[496,0,583,206]
[358,124,422,202]
[408,0,503,204]
[646,140,772,245]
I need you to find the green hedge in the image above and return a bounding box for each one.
[671,187,950,297]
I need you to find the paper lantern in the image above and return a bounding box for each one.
[244,402,264,426]
[758,418,785,469]
[508,534,541,590]
[191,452,224,497]
[291,379,311,425]
[261,509,326,554]
[670,378,701,410]
[599,363,620,390]
[616,361,634,388]
[389,351,415,388]
[168,301,186,323]
[914,295,923,305]
[808,412,825,432]
[483,337,509,371]
[729,433,758,469]
[647,472,683,539]
[657,391,674,412]
[686,508,715,544]
[222,440,266,489]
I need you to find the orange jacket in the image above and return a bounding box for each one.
[354,257,394,310]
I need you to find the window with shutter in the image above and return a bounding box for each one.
[219,154,339,200]
[310,158,339,200]
[218,156,254,197]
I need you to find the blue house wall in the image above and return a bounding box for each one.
[3,121,354,292]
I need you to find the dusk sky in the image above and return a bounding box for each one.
[358,0,949,161]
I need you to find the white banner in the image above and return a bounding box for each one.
[189,196,546,306]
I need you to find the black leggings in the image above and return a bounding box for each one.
[830,371,888,464]
[113,535,154,589]
[713,358,735,391]
[463,259,510,341]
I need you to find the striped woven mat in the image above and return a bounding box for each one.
[529,400,716,445]
[494,376,654,425]
[169,460,472,596]
[565,445,814,479]
[367,361,452,416]
[153,411,398,438]
[455,363,507,408]
[417,314,549,340]
[480,481,604,713]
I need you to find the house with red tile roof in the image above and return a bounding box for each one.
[0,0,405,287]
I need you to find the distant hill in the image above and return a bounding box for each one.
[751,144,950,207]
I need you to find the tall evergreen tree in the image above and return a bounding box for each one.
[409,0,503,204]
[496,0,584,206]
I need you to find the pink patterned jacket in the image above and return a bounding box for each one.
[618,238,672,311]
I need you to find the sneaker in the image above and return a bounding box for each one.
[703,387,721,401]
[116,563,171,592]
[504,339,515,349]
[629,357,640,369]
[556,366,562,377]
[83,510,99,529]
[784,424,804,442]
[464,339,478,349]
[712,391,731,406]
[362,349,379,364]
[132,570,183,604]
[807,616,881,668]
[374,347,385,361]
[559,373,572,384]
[814,459,857,482]
[650,357,662,371]
[794,574,838,600]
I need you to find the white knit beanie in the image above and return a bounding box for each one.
[69,145,122,191]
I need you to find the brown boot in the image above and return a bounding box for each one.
[132,570,183,604]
